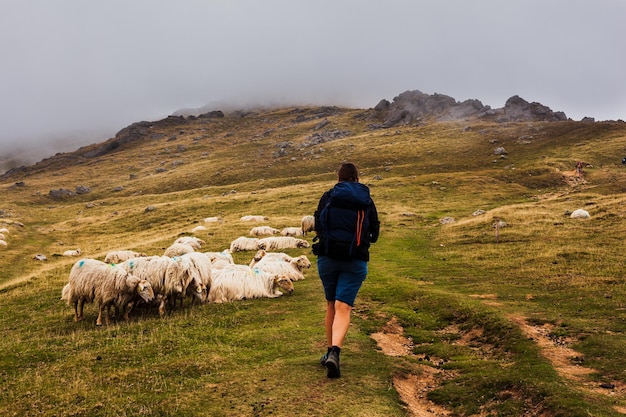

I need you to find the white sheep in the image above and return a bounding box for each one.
[164,242,195,257]
[0,228,9,234]
[204,216,222,223]
[204,249,235,265]
[249,226,281,236]
[0,233,5,241]
[179,252,213,304]
[257,236,309,250]
[0,240,6,248]
[570,209,590,219]
[301,215,315,235]
[63,248,82,257]
[62,258,154,325]
[240,215,269,222]
[230,236,264,252]
[252,253,311,282]
[120,255,193,316]
[281,227,303,237]
[104,250,148,264]
[191,225,208,233]
[174,236,206,249]
[208,264,294,303]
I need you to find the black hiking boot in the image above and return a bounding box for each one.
[325,346,341,378]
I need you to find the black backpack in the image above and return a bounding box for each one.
[314,181,372,259]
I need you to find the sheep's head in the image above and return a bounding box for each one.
[296,240,310,248]
[252,250,266,262]
[295,255,311,269]
[274,276,294,294]
[137,280,155,303]
[187,277,206,303]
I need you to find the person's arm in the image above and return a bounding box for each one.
[369,202,380,243]
[314,191,330,234]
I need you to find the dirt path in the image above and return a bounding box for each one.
[372,308,626,416]
[372,317,453,416]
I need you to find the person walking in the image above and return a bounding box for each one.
[312,162,380,378]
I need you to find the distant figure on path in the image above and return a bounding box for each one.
[576,161,583,178]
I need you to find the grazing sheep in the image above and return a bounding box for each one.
[192,225,208,233]
[570,209,590,219]
[208,264,294,303]
[0,228,9,234]
[240,215,269,222]
[63,248,82,257]
[0,233,5,241]
[281,227,303,237]
[301,215,315,235]
[164,242,195,257]
[252,254,311,282]
[120,256,193,316]
[230,236,264,252]
[204,216,222,223]
[62,258,154,325]
[179,252,213,304]
[249,226,280,236]
[104,250,148,264]
[0,240,6,248]
[204,249,235,265]
[257,236,309,250]
[174,236,206,249]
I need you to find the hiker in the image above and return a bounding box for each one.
[576,161,583,178]
[312,162,380,378]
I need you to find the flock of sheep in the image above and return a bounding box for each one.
[61,215,316,326]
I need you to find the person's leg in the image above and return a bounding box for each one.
[331,300,352,348]
[325,300,336,348]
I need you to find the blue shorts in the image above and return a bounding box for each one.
[317,256,368,307]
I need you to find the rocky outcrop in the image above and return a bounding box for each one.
[371,90,567,128]
[495,95,567,123]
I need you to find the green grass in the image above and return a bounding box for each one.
[2,109,626,415]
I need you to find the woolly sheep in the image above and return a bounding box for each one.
[191,225,208,233]
[62,258,154,325]
[252,254,311,282]
[0,240,6,248]
[0,233,5,241]
[257,236,309,250]
[174,236,206,249]
[179,252,213,304]
[0,228,9,234]
[104,250,148,264]
[570,209,590,219]
[230,236,264,252]
[281,227,303,237]
[120,255,193,316]
[249,226,280,236]
[240,215,269,222]
[204,216,222,223]
[204,249,235,265]
[63,248,82,257]
[208,264,294,303]
[301,215,315,235]
[164,242,195,257]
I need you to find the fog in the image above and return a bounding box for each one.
[1,0,625,173]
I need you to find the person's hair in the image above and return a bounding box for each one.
[337,163,359,182]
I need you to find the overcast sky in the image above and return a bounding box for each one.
[1,0,625,168]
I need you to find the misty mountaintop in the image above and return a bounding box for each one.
[0,89,604,178]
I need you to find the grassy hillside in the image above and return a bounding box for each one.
[2,106,626,416]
